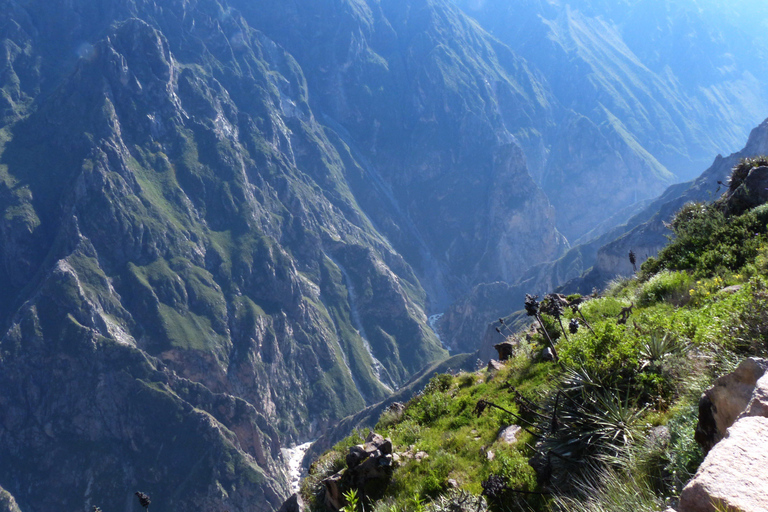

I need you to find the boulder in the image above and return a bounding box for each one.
[487,359,504,372]
[494,341,515,361]
[346,445,369,469]
[725,165,768,215]
[679,416,768,512]
[694,358,768,453]
[740,373,768,419]
[322,431,394,510]
[322,472,344,511]
[277,494,305,512]
[497,425,522,444]
[541,347,556,362]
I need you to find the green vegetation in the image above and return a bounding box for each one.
[302,164,768,511]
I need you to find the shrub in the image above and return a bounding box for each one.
[558,322,639,374]
[377,407,406,430]
[457,372,477,388]
[665,404,704,494]
[642,201,768,278]
[725,277,768,355]
[637,271,693,307]
[406,392,451,425]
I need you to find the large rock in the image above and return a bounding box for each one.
[679,416,768,512]
[724,165,768,215]
[694,358,768,453]
[494,341,515,361]
[497,425,522,444]
[277,494,305,512]
[741,373,768,419]
[322,432,394,510]
[0,488,22,512]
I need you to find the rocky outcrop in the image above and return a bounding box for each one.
[680,417,768,512]
[680,359,768,511]
[321,432,394,510]
[0,488,21,512]
[277,494,305,512]
[743,373,768,418]
[694,358,768,453]
[494,341,515,361]
[723,165,768,216]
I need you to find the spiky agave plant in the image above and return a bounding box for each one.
[639,331,687,371]
[537,366,645,481]
[429,489,488,512]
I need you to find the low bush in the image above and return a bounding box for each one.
[637,271,693,307]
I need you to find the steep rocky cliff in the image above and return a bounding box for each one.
[239,0,568,298]
[452,0,768,241]
[0,0,570,510]
[440,118,768,354]
[0,2,445,509]
[1,0,766,510]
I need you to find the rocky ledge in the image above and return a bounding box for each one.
[678,358,768,512]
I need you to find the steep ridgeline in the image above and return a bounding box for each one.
[441,118,768,355]
[237,0,568,299]
[0,1,460,510]
[452,0,768,241]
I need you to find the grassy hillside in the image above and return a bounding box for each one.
[300,160,768,511]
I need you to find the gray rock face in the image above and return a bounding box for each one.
[494,341,515,361]
[322,432,394,510]
[725,165,768,215]
[487,359,504,372]
[742,373,768,419]
[277,494,304,512]
[694,358,768,453]
[680,416,768,512]
[0,488,22,512]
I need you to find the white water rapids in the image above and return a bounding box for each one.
[282,441,314,493]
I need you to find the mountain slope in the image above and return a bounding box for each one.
[440,117,768,354]
[452,0,768,241]
[238,0,568,299]
[0,2,450,509]
[0,0,579,509]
